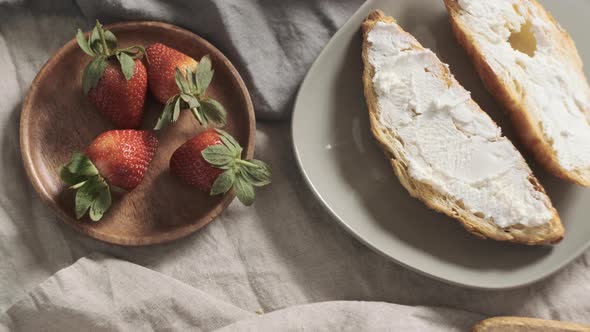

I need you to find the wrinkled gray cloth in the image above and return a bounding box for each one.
[1,0,590,331]
[1,255,482,331]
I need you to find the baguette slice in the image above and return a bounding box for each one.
[361,10,563,245]
[444,0,590,187]
[472,316,590,332]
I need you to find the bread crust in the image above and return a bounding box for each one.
[472,316,590,332]
[361,10,563,245]
[443,0,590,187]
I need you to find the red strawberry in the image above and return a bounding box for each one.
[145,43,198,103]
[60,130,158,221]
[87,59,147,128]
[170,129,224,191]
[85,130,159,190]
[170,129,271,205]
[76,20,147,128]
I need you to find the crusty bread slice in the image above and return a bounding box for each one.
[361,10,563,245]
[472,316,590,332]
[443,0,590,187]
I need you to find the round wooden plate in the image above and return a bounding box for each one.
[20,21,255,246]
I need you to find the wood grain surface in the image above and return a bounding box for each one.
[20,21,255,246]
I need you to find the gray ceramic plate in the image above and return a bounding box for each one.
[292,0,590,289]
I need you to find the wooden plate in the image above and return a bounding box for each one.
[20,21,255,246]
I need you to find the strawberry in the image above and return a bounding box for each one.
[60,130,158,221]
[170,129,271,205]
[145,43,198,103]
[76,20,147,128]
[171,129,224,191]
[151,54,226,130]
[86,59,147,128]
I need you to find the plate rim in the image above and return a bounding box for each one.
[20,21,256,246]
[291,0,590,290]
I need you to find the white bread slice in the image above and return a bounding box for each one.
[472,316,590,332]
[443,0,590,187]
[361,10,563,245]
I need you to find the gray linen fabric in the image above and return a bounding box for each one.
[0,255,483,331]
[1,0,590,330]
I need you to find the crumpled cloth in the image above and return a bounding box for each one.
[1,255,482,331]
[0,0,589,331]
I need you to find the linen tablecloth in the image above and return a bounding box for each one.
[1,0,589,330]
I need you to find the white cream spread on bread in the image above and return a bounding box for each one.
[456,0,590,171]
[367,22,552,227]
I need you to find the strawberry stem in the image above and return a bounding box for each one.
[96,20,110,56]
[235,159,256,168]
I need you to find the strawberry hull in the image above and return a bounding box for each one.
[169,129,271,206]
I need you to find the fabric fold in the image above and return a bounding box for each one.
[0,254,254,331]
[1,254,485,331]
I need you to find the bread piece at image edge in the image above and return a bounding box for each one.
[472,316,590,332]
[443,0,590,187]
[361,10,563,245]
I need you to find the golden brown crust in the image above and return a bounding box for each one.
[361,10,563,245]
[443,0,590,187]
[472,316,590,332]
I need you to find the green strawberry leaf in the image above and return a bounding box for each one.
[135,47,147,59]
[89,185,111,222]
[119,46,146,58]
[60,152,99,188]
[216,129,242,157]
[75,190,93,219]
[89,23,102,54]
[64,152,86,172]
[211,169,235,195]
[201,145,234,168]
[60,167,85,186]
[75,179,99,219]
[200,106,210,125]
[82,56,108,94]
[190,107,205,125]
[61,153,112,221]
[190,69,199,93]
[180,93,200,109]
[64,152,99,176]
[195,55,213,95]
[89,20,115,56]
[104,30,118,50]
[163,54,222,129]
[172,97,181,122]
[76,29,95,56]
[240,159,271,187]
[175,68,191,93]
[77,21,142,65]
[199,99,226,127]
[234,175,255,206]
[154,99,175,130]
[117,52,136,81]
[200,130,271,205]
[186,69,197,92]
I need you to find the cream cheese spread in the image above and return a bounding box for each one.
[367,22,552,227]
[456,0,590,171]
